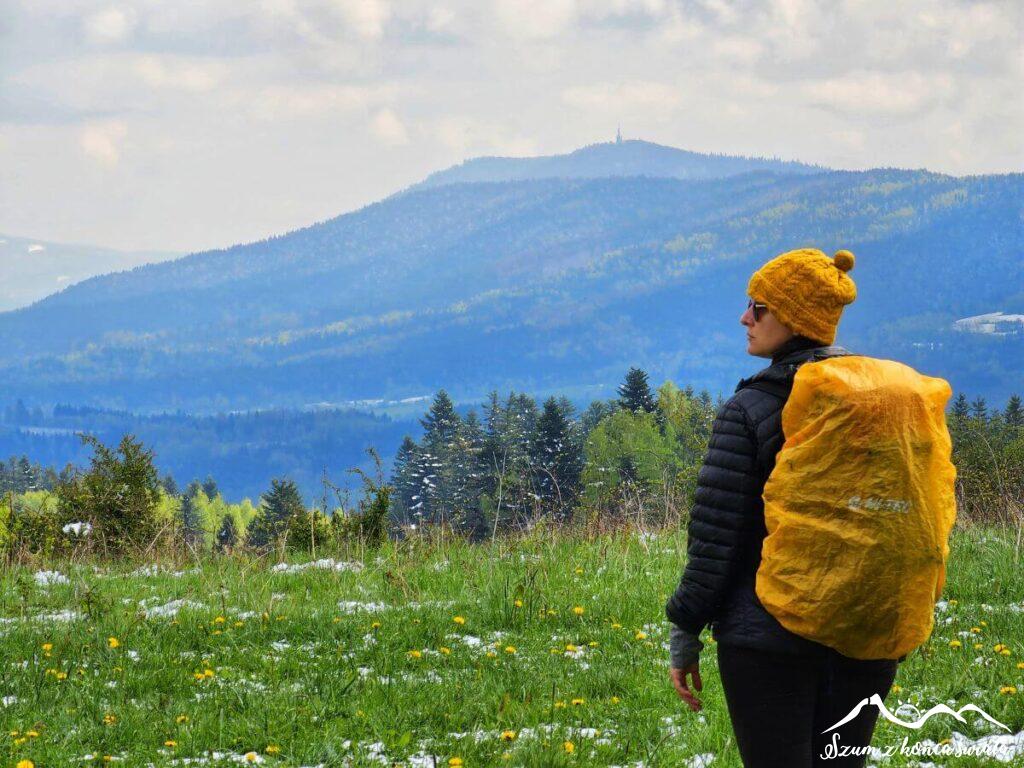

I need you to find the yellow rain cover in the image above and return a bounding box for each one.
[755,356,957,660]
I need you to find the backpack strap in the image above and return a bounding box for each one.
[741,380,793,401]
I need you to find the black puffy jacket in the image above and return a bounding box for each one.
[665,335,906,661]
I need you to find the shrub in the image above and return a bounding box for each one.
[54,434,167,555]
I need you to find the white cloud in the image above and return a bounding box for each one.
[242,83,387,121]
[132,56,224,92]
[562,80,682,113]
[712,37,763,63]
[803,71,956,118]
[432,116,538,157]
[494,0,577,40]
[83,6,136,45]
[333,0,392,40]
[79,120,127,166]
[371,108,409,146]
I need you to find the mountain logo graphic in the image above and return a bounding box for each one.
[822,693,1011,734]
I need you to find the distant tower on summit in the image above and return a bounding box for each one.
[615,125,622,144]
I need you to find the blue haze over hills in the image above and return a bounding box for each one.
[1,139,1020,499]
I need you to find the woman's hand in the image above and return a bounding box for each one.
[668,623,705,711]
[670,664,703,711]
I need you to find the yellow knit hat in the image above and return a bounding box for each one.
[747,248,857,345]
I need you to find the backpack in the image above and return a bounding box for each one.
[750,355,957,660]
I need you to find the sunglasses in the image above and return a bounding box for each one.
[747,299,768,322]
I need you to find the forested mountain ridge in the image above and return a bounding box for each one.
[0,154,1020,412]
[412,138,823,189]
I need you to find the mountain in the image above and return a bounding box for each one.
[0,143,1020,418]
[0,233,179,312]
[413,139,823,190]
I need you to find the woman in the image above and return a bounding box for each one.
[665,247,901,768]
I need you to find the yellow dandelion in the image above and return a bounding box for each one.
[949,640,962,648]
[634,631,647,641]
[574,567,583,575]
[235,621,245,628]
[453,616,466,625]
[970,627,982,634]
[563,740,575,753]
[611,622,622,629]
[573,606,585,616]
[504,646,517,654]
[17,760,34,768]
[949,599,958,605]
[371,621,381,630]
[244,752,259,762]
[565,643,578,653]
[514,599,523,608]
[486,650,498,658]
[440,646,451,655]
[588,641,599,647]
[994,644,1008,653]
[610,696,621,704]
[103,713,117,726]
[1000,649,1012,656]
[266,745,281,754]
[974,643,984,650]
[214,616,226,624]
[999,686,1017,695]
[165,740,177,747]
[176,715,189,724]
[107,636,120,648]
[408,649,423,659]
[448,758,463,767]
[501,730,517,741]
[41,642,53,652]
[1017,662,1024,670]
[571,698,585,706]
[203,668,215,678]
[554,700,567,708]
[891,684,902,694]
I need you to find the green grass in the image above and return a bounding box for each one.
[0,521,1021,767]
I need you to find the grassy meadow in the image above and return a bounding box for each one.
[1,520,1021,767]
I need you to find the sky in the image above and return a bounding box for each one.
[1,0,1021,254]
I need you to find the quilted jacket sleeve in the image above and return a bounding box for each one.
[666,396,763,634]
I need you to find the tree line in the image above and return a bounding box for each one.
[1,375,1020,559]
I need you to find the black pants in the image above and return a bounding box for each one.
[717,643,899,768]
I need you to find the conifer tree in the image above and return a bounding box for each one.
[390,436,421,523]
[532,397,583,518]
[246,478,305,550]
[216,514,237,553]
[1004,394,1023,427]
[951,393,969,421]
[618,367,656,413]
[970,396,988,422]
[202,475,219,500]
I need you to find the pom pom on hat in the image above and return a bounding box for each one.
[833,250,855,272]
